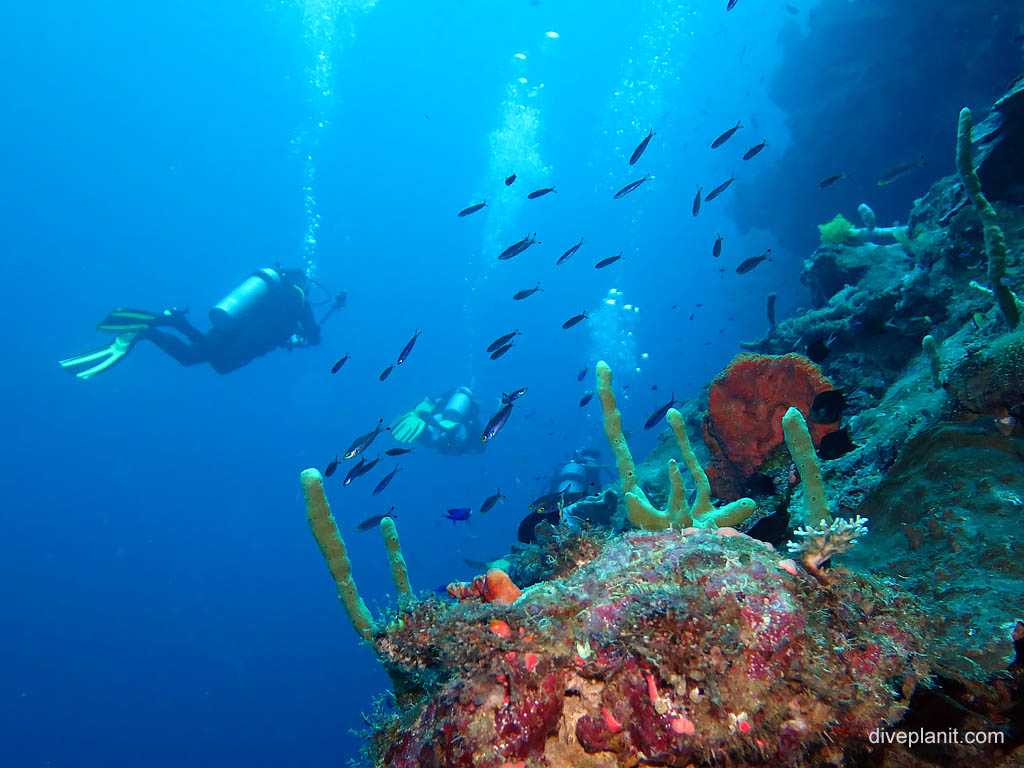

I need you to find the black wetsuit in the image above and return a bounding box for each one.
[143,279,321,374]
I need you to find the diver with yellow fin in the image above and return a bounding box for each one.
[59,266,344,379]
[391,386,485,455]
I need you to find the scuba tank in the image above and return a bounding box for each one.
[555,459,588,495]
[209,268,282,329]
[442,386,474,423]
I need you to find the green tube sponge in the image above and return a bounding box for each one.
[957,107,1020,329]
[782,408,832,528]
[301,468,377,641]
[380,516,414,610]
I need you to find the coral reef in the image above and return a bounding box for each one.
[358,525,932,768]
[701,353,837,500]
[843,421,1024,679]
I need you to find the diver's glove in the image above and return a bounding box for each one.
[391,398,436,443]
[58,332,139,380]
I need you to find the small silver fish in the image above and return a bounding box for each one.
[480,489,506,514]
[819,172,845,189]
[487,330,520,352]
[711,121,742,148]
[513,282,543,300]
[703,176,734,202]
[613,176,649,199]
[502,387,528,404]
[528,187,556,199]
[324,455,341,477]
[743,140,768,160]
[481,403,514,443]
[498,233,538,260]
[490,342,515,360]
[736,249,772,274]
[629,129,655,165]
[557,238,584,265]
[344,419,384,460]
[877,156,925,186]
[594,253,623,269]
[562,312,588,329]
[457,201,487,217]
[356,508,396,531]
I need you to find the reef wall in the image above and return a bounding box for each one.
[732,0,1024,259]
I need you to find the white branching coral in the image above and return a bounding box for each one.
[787,515,869,584]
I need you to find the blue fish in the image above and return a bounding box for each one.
[445,507,472,524]
[373,465,401,495]
[397,330,421,365]
[644,395,681,430]
[343,457,367,486]
[577,366,587,381]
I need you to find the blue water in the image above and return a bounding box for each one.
[2,1,1018,765]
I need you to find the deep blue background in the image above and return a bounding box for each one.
[1,1,1010,765]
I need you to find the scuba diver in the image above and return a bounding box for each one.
[518,449,608,544]
[390,386,485,455]
[59,266,345,379]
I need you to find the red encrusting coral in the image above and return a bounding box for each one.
[702,353,837,499]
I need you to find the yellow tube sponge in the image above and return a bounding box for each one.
[781,408,832,527]
[957,107,1019,329]
[380,516,414,610]
[596,360,638,497]
[599,362,757,531]
[922,334,942,386]
[667,408,710,522]
[301,468,377,641]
